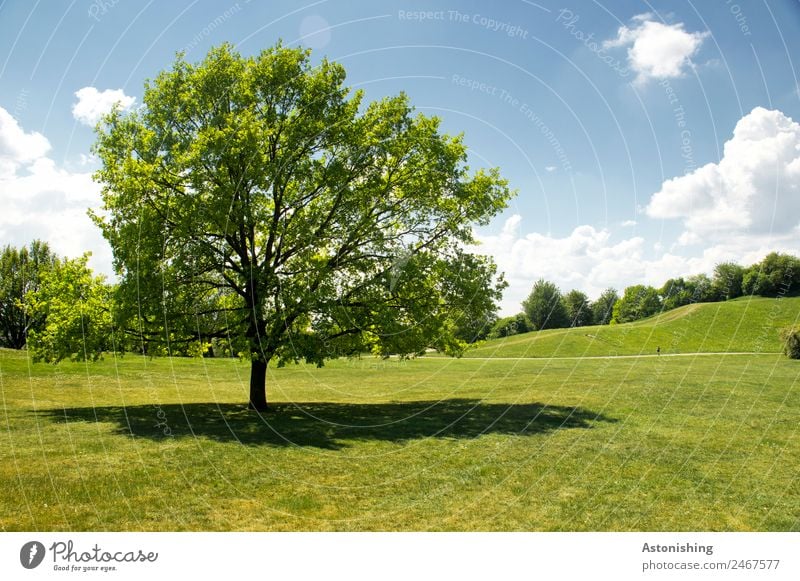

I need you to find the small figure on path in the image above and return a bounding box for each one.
[656,346,661,356]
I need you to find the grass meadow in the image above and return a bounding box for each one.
[1,296,799,531]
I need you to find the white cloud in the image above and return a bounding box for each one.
[604,14,708,84]
[473,215,697,315]
[0,106,111,275]
[621,219,637,227]
[677,231,701,246]
[72,87,135,126]
[544,165,557,172]
[0,107,51,177]
[647,107,800,238]
[473,212,800,316]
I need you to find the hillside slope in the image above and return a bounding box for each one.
[464,296,800,358]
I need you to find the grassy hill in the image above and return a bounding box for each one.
[464,296,800,359]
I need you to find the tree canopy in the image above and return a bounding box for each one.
[522,279,569,330]
[0,241,57,349]
[25,254,113,362]
[711,262,744,301]
[591,287,618,325]
[563,289,592,327]
[611,284,661,324]
[90,43,512,409]
[742,252,800,297]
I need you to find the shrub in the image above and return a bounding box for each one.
[489,313,533,338]
[780,326,800,359]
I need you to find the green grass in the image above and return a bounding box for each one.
[464,296,800,358]
[2,330,799,530]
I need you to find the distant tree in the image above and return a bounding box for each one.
[659,278,693,311]
[25,254,114,362]
[563,289,593,327]
[611,285,661,324]
[686,274,715,302]
[591,288,619,325]
[711,262,744,301]
[742,252,800,297]
[489,313,533,338]
[742,268,766,296]
[454,310,498,343]
[90,43,512,410]
[0,241,57,349]
[522,279,569,330]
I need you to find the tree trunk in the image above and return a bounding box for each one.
[248,358,269,411]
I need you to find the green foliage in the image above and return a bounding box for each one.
[711,262,744,301]
[563,289,593,327]
[780,326,800,359]
[591,287,618,325]
[452,310,498,344]
[489,312,533,338]
[25,255,113,363]
[522,279,569,330]
[686,274,715,302]
[91,43,512,406]
[742,252,800,297]
[611,284,661,324]
[0,241,57,348]
[659,278,694,310]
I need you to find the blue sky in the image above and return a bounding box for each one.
[1,0,799,314]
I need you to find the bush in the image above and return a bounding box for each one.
[489,313,533,338]
[780,327,800,359]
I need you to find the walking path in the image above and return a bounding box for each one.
[425,352,782,361]
[412,351,781,361]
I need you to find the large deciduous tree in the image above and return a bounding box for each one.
[91,43,511,410]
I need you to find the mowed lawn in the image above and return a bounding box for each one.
[464,296,800,358]
[1,343,798,531]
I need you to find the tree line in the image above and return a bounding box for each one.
[487,252,800,339]
[5,242,797,354]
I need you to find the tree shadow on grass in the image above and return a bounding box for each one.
[38,400,616,450]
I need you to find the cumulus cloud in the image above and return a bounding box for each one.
[604,14,708,84]
[0,106,111,275]
[472,210,800,316]
[647,107,800,237]
[0,107,51,177]
[72,87,135,126]
[473,215,702,314]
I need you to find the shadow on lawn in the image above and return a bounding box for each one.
[39,399,615,450]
